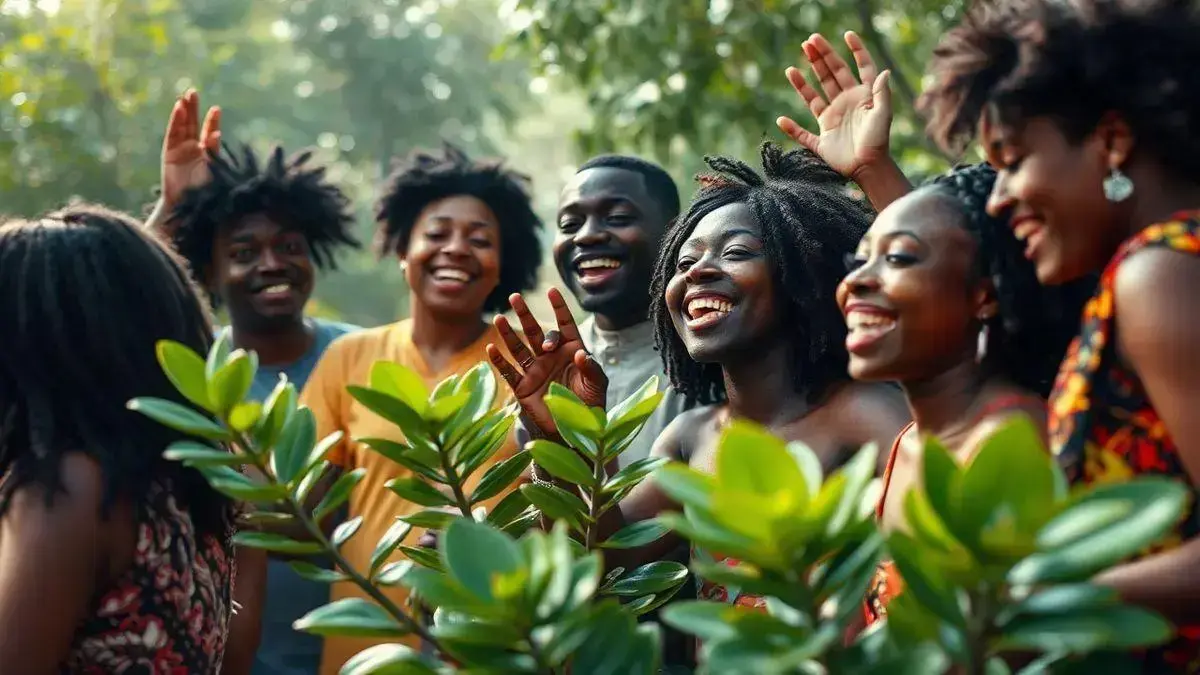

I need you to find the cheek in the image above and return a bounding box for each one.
[477,247,502,283]
[664,275,685,311]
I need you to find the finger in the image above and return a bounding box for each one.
[806,34,856,99]
[200,106,222,152]
[777,116,821,153]
[872,70,893,116]
[573,350,608,404]
[486,343,522,389]
[493,315,536,372]
[542,329,562,353]
[163,99,187,154]
[509,293,546,356]
[785,67,827,119]
[183,90,199,141]
[206,130,222,154]
[547,288,582,343]
[844,31,879,85]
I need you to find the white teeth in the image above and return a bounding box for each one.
[433,268,470,282]
[846,310,896,332]
[262,284,290,294]
[686,297,733,319]
[578,258,621,270]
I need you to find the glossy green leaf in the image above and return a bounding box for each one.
[519,483,589,530]
[529,439,596,486]
[339,643,439,675]
[293,597,409,638]
[162,441,241,467]
[428,390,470,423]
[228,401,262,432]
[156,340,211,411]
[399,509,458,530]
[359,438,445,483]
[376,561,414,586]
[603,456,668,496]
[442,519,524,602]
[653,463,715,510]
[288,561,349,583]
[293,462,330,505]
[661,601,742,643]
[347,386,428,437]
[1035,499,1131,550]
[469,451,531,505]
[370,520,414,575]
[717,420,805,498]
[127,397,229,440]
[385,477,455,508]
[238,511,295,528]
[300,431,344,482]
[786,439,825,498]
[429,617,525,647]
[887,532,965,627]
[206,328,233,381]
[600,520,670,549]
[998,606,1173,653]
[998,584,1118,627]
[254,378,296,449]
[605,375,660,428]
[233,531,323,555]
[314,468,367,522]
[484,488,532,529]
[1012,478,1189,585]
[604,561,688,596]
[570,601,639,674]
[199,465,288,502]
[827,441,879,536]
[442,364,498,444]
[369,361,430,416]
[922,434,961,524]
[208,349,257,413]
[399,566,479,612]
[397,545,444,572]
[959,416,1056,540]
[333,515,363,548]
[272,406,317,484]
[456,413,517,479]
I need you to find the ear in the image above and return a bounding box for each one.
[973,277,1000,323]
[1095,112,1135,169]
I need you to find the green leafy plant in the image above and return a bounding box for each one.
[132,333,1189,674]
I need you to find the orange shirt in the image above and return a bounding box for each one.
[300,319,517,674]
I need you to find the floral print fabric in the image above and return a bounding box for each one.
[1049,212,1200,673]
[60,481,233,674]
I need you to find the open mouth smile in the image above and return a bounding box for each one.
[844,306,897,354]
[573,256,624,289]
[683,293,735,330]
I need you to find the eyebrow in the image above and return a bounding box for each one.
[861,229,925,247]
[430,216,494,230]
[558,196,638,214]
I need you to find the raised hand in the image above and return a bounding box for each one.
[161,89,221,206]
[776,31,892,180]
[487,288,608,439]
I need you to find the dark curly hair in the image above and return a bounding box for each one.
[170,143,360,293]
[376,143,543,313]
[576,154,682,221]
[920,163,1093,397]
[651,142,874,406]
[0,204,234,539]
[919,0,1200,181]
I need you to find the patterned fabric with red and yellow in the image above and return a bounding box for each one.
[1049,211,1200,674]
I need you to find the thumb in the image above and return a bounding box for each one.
[777,116,820,153]
[871,70,892,117]
[574,350,608,403]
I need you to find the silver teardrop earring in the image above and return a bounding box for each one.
[975,324,990,364]
[1103,167,1134,203]
[399,260,409,272]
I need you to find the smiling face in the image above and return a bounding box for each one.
[980,114,1128,285]
[402,194,501,320]
[664,202,779,363]
[212,213,315,332]
[837,189,994,382]
[553,167,668,326]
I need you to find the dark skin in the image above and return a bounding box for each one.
[494,203,908,569]
[982,112,1200,624]
[0,453,263,675]
[838,190,1045,535]
[554,167,671,331]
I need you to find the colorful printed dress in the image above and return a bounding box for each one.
[693,547,770,611]
[60,480,234,673]
[1049,212,1200,673]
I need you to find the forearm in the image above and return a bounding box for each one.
[852,158,912,213]
[221,547,267,675]
[1095,536,1200,625]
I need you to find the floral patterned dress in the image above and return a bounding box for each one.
[60,481,233,674]
[1049,212,1200,673]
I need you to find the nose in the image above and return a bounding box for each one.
[986,171,1015,218]
[683,253,722,284]
[573,216,610,247]
[839,259,881,299]
[442,230,472,257]
[257,247,286,273]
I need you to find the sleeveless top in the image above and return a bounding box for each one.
[863,394,1037,626]
[1048,212,1200,673]
[61,481,233,673]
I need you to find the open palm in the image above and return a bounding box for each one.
[161,89,221,205]
[488,289,607,439]
[777,32,892,179]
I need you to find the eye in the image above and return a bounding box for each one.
[723,246,752,259]
[676,257,695,273]
[558,218,582,232]
[470,237,494,248]
[231,247,255,263]
[281,240,305,255]
[884,252,919,266]
[607,213,635,225]
[424,229,448,241]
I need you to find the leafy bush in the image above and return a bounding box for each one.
[130,333,1188,674]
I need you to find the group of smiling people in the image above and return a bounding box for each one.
[1,0,1199,672]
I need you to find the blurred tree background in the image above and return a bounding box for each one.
[1,0,968,327]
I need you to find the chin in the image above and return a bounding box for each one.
[420,294,488,319]
[847,357,896,383]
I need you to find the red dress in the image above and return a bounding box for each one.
[1049,212,1200,673]
[60,481,233,673]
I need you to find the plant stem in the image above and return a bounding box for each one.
[966,587,993,675]
[237,434,439,647]
[439,442,475,518]
[584,445,606,551]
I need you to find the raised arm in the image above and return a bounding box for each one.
[145,89,221,238]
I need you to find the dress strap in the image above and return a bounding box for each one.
[875,421,916,520]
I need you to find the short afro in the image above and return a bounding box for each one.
[376,143,543,313]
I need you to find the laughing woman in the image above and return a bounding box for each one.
[300,144,542,674]
[489,143,909,610]
[920,0,1200,669]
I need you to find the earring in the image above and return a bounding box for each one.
[1103,167,1134,203]
[399,260,409,272]
[975,324,990,364]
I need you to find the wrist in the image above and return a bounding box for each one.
[850,157,912,212]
